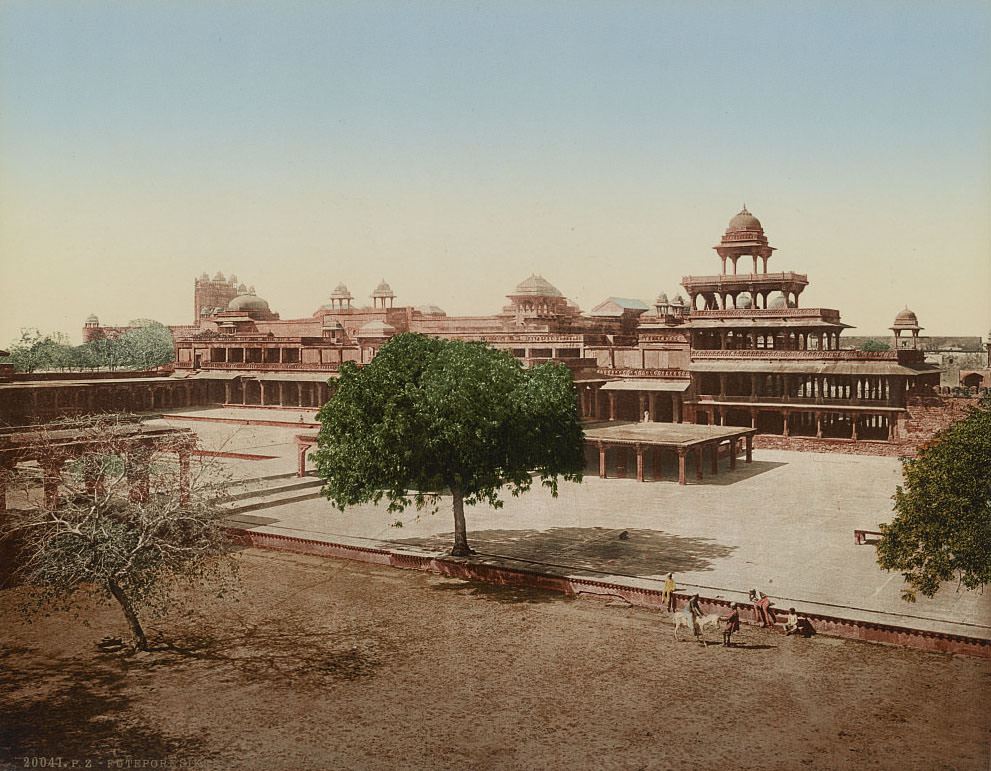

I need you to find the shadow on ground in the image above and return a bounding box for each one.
[431,579,572,605]
[0,645,208,762]
[395,526,735,578]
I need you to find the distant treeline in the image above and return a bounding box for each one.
[4,322,175,373]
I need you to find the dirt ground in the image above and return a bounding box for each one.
[1,549,988,771]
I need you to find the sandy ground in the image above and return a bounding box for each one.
[2,549,988,771]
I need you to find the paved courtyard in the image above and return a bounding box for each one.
[156,407,991,639]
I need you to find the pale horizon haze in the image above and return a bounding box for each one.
[1,2,989,346]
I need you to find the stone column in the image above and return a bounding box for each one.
[42,459,62,509]
[672,393,681,423]
[259,381,266,406]
[639,393,647,422]
[298,443,308,478]
[0,458,10,511]
[729,439,737,470]
[598,443,607,479]
[745,434,753,463]
[851,414,858,440]
[648,392,657,422]
[750,408,758,428]
[636,445,644,482]
[224,382,231,405]
[278,382,286,407]
[127,447,151,504]
[178,448,191,506]
[815,411,822,438]
[297,382,304,407]
[783,411,790,437]
[677,449,687,485]
[608,392,616,421]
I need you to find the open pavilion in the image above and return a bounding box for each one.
[583,421,756,485]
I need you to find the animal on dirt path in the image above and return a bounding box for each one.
[673,612,721,645]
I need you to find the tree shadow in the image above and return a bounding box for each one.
[395,526,735,578]
[430,579,572,605]
[0,646,208,762]
[134,614,384,686]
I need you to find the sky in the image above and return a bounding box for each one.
[1,1,989,346]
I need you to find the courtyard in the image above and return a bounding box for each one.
[150,407,990,638]
[1,549,989,770]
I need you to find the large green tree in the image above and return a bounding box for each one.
[877,395,991,600]
[312,334,585,556]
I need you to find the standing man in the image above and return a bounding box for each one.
[662,573,676,612]
[721,603,740,646]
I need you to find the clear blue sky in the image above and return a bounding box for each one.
[1,1,988,343]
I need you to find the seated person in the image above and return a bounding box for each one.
[785,607,801,636]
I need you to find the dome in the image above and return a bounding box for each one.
[330,283,352,299]
[198,272,210,281]
[228,294,270,312]
[727,205,762,232]
[415,304,446,315]
[85,313,99,324]
[767,292,787,309]
[656,292,669,304]
[736,294,752,309]
[213,271,225,282]
[372,279,395,297]
[512,274,563,297]
[237,283,248,294]
[672,294,686,306]
[892,307,920,328]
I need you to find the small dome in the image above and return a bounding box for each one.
[229,273,238,284]
[371,279,395,297]
[228,294,270,312]
[415,304,446,315]
[672,294,686,306]
[237,283,248,293]
[767,292,787,309]
[892,307,920,328]
[330,283,352,299]
[512,274,563,297]
[727,205,762,232]
[213,271,225,282]
[248,285,256,294]
[655,292,669,304]
[199,272,210,281]
[85,313,99,324]
[736,294,752,309]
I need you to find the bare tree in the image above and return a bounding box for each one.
[1,414,238,651]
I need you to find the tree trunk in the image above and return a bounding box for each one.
[107,578,148,651]
[449,487,473,557]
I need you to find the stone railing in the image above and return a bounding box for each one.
[681,271,809,285]
[689,308,840,321]
[691,349,897,361]
[597,367,690,379]
[695,394,902,408]
[200,361,342,371]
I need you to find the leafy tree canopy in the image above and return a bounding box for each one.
[312,333,585,556]
[861,338,891,352]
[877,395,991,600]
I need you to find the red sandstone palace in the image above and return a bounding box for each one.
[2,208,943,440]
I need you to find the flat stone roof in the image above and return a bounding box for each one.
[584,421,754,447]
[600,380,690,392]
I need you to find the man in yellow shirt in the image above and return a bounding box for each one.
[662,573,676,612]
